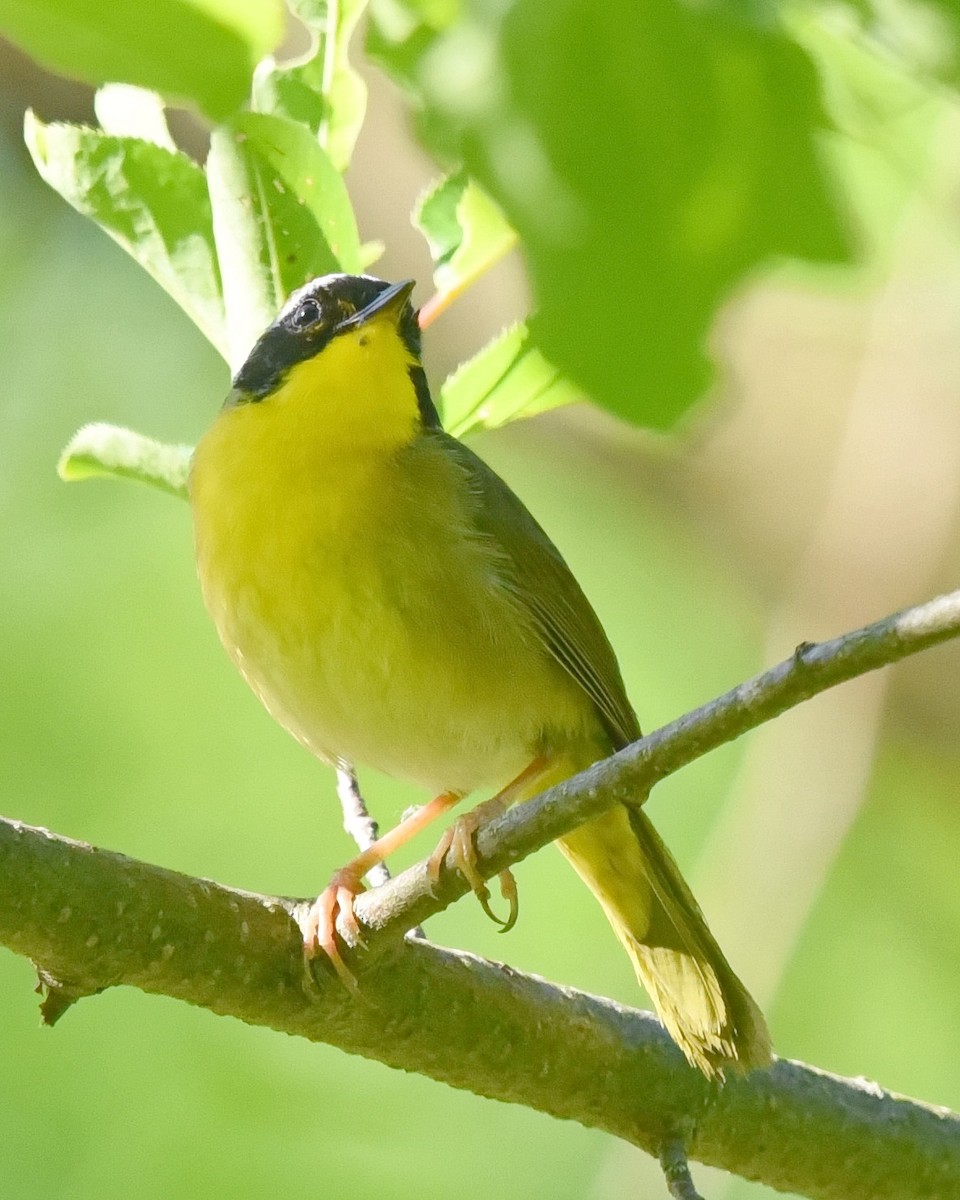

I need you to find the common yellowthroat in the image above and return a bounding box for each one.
[188,274,771,1077]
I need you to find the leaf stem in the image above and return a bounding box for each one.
[418,233,514,330]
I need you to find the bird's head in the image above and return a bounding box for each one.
[225,274,440,436]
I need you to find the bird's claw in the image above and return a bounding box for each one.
[299,868,368,998]
[495,869,519,934]
[427,813,519,931]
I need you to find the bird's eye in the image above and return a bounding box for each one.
[291,298,322,329]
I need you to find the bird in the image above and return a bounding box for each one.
[188,272,771,1078]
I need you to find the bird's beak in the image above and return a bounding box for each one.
[337,278,416,332]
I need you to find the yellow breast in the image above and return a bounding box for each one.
[189,323,590,794]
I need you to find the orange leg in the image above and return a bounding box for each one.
[301,790,462,992]
[427,756,550,933]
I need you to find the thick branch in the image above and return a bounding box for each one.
[0,818,958,1200]
[3,590,960,1197]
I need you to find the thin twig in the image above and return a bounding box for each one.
[659,1140,705,1200]
[335,766,390,887]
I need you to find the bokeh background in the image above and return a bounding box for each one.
[1,9,960,1199]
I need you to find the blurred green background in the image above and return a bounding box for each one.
[2,6,960,1199]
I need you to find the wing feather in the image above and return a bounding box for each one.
[438,432,640,748]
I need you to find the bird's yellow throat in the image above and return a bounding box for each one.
[192,309,424,553]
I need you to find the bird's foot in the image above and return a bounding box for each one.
[427,801,519,933]
[300,867,368,997]
[299,790,464,997]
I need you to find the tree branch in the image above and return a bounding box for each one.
[1,817,958,1200]
[3,589,960,1198]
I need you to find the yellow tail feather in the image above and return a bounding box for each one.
[557,804,771,1078]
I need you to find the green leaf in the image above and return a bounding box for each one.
[837,0,960,88]
[794,5,947,260]
[206,111,364,369]
[24,110,227,358]
[366,0,456,96]
[371,0,851,430]
[58,424,192,499]
[0,0,283,122]
[253,0,369,172]
[440,323,579,437]
[414,170,517,319]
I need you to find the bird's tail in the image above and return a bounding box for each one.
[556,804,771,1078]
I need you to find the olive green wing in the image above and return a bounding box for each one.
[439,432,641,748]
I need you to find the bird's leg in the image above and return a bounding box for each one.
[427,756,550,933]
[301,789,462,992]
[335,766,390,889]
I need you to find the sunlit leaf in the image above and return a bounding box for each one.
[94,84,176,149]
[440,323,579,437]
[58,423,192,499]
[25,110,227,358]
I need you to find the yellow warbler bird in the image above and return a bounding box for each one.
[188,273,771,1078]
